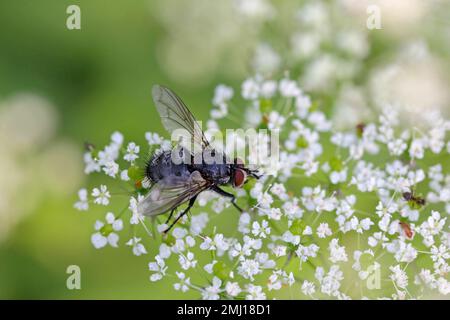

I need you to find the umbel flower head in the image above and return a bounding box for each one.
[75,74,449,299]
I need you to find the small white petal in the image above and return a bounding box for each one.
[91,233,107,249]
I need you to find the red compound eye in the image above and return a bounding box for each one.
[233,168,247,188]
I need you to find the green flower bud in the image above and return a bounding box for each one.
[100,224,113,236]
[296,136,309,149]
[259,98,272,113]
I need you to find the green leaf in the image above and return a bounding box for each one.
[289,219,305,236]
[128,165,142,181]
[213,261,230,280]
[329,156,343,172]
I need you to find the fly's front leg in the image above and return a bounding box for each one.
[211,186,244,213]
[163,195,198,234]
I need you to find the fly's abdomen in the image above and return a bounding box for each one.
[146,150,190,183]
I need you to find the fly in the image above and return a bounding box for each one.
[138,85,261,233]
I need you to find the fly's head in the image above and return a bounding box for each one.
[230,158,262,188]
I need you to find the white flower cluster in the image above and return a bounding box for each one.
[75,75,449,300]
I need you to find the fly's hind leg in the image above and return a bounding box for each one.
[163,195,198,234]
[165,207,177,224]
[211,186,244,213]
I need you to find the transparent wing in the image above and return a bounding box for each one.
[152,85,210,153]
[137,171,211,216]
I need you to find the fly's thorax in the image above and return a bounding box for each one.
[190,160,231,185]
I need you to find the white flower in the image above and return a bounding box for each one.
[328,239,348,263]
[350,161,384,192]
[260,80,277,98]
[212,84,234,106]
[91,185,110,206]
[225,282,242,297]
[390,265,408,289]
[246,284,266,300]
[145,132,164,145]
[159,243,171,259]
[437,278,450,295]
[124,142,140,163]
[98,144,119,166]
[120,169,130,181]
[74,188,89,211]
[355,217,374,234]
[238,259,261,280]
[255,252,275,269]
[202,277,222,300]
[102,160,119,178]
[272,245,287,257]
[190,212,209,235]
[91,212,123,249]
[241,77,260,100]
[409,139,425,159]
[417,210,446,247]
[270,183,288,200]
[430,245,449,269]
[415,269,436,288]
[316,265,344,296]
[295,92,312,118]
[126,237,147,256]
[84,152,100,174]
[203,261,216,274]
[200,234,229,252]
[179,252,197,270]
[267,111,286,130]
[267,270,284,291]
[111,131,124,146]
[279,78,301,97]
[252,220,270,238]
[330,170,347,184]
[174,272,191,292]
[388,139,408,156]
[129,195,144,225]
[267,207,282,220]
[281,231,300,245]
[149,255,167,282]
[301,281,316,296]
[308,111,332,132]
[317,223,332,238]
[296,244,319,262]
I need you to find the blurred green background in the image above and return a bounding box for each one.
[0,0,449,299]
[0,0,258,299]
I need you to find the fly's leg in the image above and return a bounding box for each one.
[163,195,198,234]
[211,186,244,213]
[165,207,177,224]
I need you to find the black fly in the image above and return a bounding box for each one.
[138,85,261,233]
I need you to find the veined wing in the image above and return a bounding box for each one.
[138,171,211,216]
[152,85,210,154]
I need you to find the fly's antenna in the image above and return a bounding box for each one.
[250,171,262,180]
[243,167,262,180]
